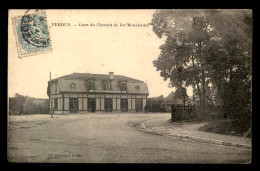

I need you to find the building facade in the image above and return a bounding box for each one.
[47,72,149,114]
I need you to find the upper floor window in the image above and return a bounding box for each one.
[89,81,95,90]
[70,83,75,89]
[104,81,111,90]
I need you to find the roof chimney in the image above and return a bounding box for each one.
[109,72,114,80]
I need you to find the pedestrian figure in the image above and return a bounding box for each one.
[171,104,176,122]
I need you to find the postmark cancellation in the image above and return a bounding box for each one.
[12,12,52,58]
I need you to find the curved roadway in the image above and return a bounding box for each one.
[7,113,251,163]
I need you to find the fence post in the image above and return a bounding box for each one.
[171,104,175,122]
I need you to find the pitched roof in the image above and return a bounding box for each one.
[127,82,149,94]
[58,79,88,93]
[49,73,149,95]
[55,73,144,82]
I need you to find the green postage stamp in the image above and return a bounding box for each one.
[12,12,52,58]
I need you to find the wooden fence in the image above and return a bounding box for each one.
[144,103,174,113]
[145,103,229,120]
[172,105,229,121]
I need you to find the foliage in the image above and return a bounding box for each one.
[151,10,216,107]
[204,10,252,133]
[148,95,165,103]
[199,119,251,138]
[9,93,49,115]
[164,91,175,103]
[173,86,188,107]
[151,9,252,134]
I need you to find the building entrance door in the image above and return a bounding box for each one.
[88,98,96,113]
[135,99,143,112]
[121,98,128,112]
[105,98,112,112]
[69,98,78,113]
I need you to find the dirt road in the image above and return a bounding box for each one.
[7,113,251,163]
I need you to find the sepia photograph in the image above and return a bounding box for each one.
[7,9,252,163]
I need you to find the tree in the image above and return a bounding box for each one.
[151,9,252,134]
[15,93,25,114]
[152,10,214,107]
[152,95,164,103]
[9,94,49,115]
[204,10,252,133]
[164,91,175,103]
[173,86,188,107]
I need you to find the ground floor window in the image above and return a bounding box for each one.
[88,98,96,113]
[69,98,78,113]
[105,98,112,112]
[136,99,143,112]
[54,98,58,110]
[121,98,128,112]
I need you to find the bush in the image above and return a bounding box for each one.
[199,119,251,138]
[192,107,212,121]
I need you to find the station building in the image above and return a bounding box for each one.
[47,72,149,114]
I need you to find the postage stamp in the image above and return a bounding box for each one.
[12,12,52,58]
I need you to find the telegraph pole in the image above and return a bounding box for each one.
[49,72,53,118]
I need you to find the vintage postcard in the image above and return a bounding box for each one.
[8,9,252,163]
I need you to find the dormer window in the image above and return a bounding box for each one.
[104,81,111,90]
[89,81,95,90]
[121,82,127,91]
[70,83,76,89]
[135,85,140,90]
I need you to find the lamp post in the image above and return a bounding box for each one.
[49,72,53,118]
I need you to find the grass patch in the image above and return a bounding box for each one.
[199,119,251,138]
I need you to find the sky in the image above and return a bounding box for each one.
[8,9,193,99]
